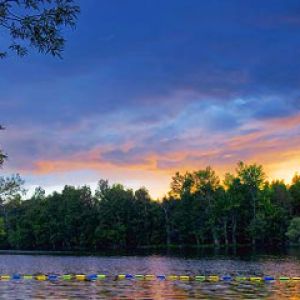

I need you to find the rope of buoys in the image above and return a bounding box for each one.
[0,274,300,282]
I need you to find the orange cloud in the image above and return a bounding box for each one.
[18,112,300,197]
[32,148,160,175]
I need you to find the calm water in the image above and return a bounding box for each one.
[1,249,300,299]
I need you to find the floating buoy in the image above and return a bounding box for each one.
[0,274,298,283]
[208,275,219,282]
[292,277,300,281]
[195,275,206,281]
[167,275,178,280]
[221,275,232,281]
[36,275,47,281]
[1,275,10,281]
[264,276,275,281]
[279,276,290,281]
[250,277,262,282]
[48,275,59,281]
[86,274,97,281]
[75,275,85,281]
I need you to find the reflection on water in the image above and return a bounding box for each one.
[0,250,300,299]
[1,280,300,299]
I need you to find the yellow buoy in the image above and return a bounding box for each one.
[36,275,47,281]
[292,277,300,281]
[145,275,155,280]
[75,275,86,281]
[167,275,178,280]
[250,277,262,282]
[208,275,219,282]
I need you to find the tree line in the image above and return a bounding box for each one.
[1,161,300,251]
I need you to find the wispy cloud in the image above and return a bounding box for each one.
[1,0,300,197]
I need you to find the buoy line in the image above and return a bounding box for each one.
[0,274,300,282]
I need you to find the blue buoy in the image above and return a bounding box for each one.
[157,275,166,280]
[12,274,21,280]
[125,274,133,280]
[86,274,98,281]
[222,275,232,281]
[48,275,58,281]
[264,276,275,281]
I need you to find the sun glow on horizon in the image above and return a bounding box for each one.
[267,159,300,185]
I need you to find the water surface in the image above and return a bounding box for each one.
[0,249,300,299]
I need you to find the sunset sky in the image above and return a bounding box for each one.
[1,0,300,198]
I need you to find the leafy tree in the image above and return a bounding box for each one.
[0,217,6,244]
[169,172,194,199]
[0,0,80,58]
[0,174,25,205]
[0,162,299,251]
[290,174,300,215]
[223,174,243,246]
[286,217,300,244]
[262,181,292,244]
[236,161,265,245]
[193,167,222,246]
[161,197,177,246]
[32,186,46,200]
[94,183,135,248]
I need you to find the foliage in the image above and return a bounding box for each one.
[0,0,80,58]
[0,161,300,250]
[286,217,300,243]
[0,174,25,205]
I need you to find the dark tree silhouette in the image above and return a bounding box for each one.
[0,0,80,58]
[0,126,6,166]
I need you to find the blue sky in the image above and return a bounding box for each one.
[1,0,300,198]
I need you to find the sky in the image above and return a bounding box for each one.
[1,0,300,198]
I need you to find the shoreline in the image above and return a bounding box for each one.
[0,244,296,257]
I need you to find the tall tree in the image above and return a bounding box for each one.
[169,172,193,199]
[260,181,291,245]
[236,161,265,246]
[290,174,300,215]
[0,0,80,58]
[0,174,25,205]
[193,167,222,246]
[223,173,243,246]
[0,174,25,246]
